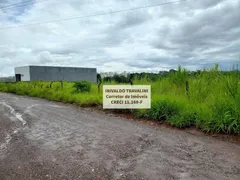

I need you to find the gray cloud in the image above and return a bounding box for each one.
[114,11,151,29]
[0,0,240,76]
[151,0,240,65]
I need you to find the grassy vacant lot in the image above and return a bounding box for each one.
[0,65,239,134]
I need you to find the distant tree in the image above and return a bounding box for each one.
[113,74,128,83]
[103,76,112,82]
[169,69,177,74]
[0,76,15,82]
[128,73,134,85]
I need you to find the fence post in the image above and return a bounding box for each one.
[97,74,102,94]
[129,74,134,85]
[98,83,101,94]
[186,80,189,96]
[50,82,54,88]
[60,81,63,90]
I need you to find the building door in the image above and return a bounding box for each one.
[15,74,21,82]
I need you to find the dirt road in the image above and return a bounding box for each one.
[0,93,239,180]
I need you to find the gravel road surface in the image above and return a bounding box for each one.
[0,93,239,180]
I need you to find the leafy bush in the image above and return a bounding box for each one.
[73,81,91,93]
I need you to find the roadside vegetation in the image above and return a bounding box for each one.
[0,64,239,134]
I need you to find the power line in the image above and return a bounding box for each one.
[1,0,34,8]
[1,0,51,10]
[2,0,35,8]
[0,0,187,30]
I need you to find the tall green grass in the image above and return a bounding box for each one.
[0,65,239,134]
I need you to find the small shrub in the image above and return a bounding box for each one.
[73,81,91,93]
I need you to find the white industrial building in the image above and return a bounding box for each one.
[15,66,97,83]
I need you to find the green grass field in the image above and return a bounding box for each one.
[0,65,239,134]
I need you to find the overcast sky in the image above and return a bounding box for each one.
[0,0,239,76]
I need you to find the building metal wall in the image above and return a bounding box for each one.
[14,66,30,81]
[29,66,97,83]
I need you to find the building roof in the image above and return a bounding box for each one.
[15,65,96,70]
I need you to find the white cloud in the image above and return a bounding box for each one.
[0,0,239,77]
